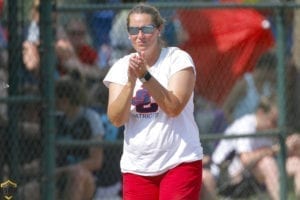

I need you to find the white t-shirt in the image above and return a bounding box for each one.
[103,47,203,176]
[211,114,274,178]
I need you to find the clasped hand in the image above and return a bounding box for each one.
[128,51,148,83]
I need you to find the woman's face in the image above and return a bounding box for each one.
[66,21,87,48]
[128,13,160,53]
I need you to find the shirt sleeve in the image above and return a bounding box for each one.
[103,55,131,87]
[169,47,196,76]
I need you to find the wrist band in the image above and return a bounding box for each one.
[139,71,152,83]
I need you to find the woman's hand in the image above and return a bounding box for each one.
[55,38,77,64]
[23,41,40,71]
[129,51,148,80]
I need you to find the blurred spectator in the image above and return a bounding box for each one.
[17,87,42,200]
[222,51,277,124]
[55,76,104,200]
[22,0,105,91]
[18,76,104,200]
[25,0,66,43]
[87,70,123,199]
[19,87,42,165]
[58,17,104,82]
[66,18,97,65]
[19,75,117,200]
[201,155,217,200]
[55,17,106,87]
[211,96,300,200]
[22,0,61,89]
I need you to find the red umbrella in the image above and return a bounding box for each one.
[178,8,275,106]
[0,0,3,13]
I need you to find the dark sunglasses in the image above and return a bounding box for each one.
[67,30,86,36]
[127,25,156,35]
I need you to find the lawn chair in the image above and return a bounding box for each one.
[213,150,268,199]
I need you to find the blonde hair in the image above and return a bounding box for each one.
[126,3,165,28]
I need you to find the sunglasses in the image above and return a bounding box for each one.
[127,25,156,35]
[67,30,86,36]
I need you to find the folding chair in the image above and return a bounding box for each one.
[214,150,268,199]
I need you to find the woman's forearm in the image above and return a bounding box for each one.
[108,82,135,127]
[142,69,194,117]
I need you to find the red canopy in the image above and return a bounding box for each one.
[178,8,275,106]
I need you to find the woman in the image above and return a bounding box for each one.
[103,3,203,200]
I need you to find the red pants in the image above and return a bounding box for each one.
[123,160,202,200]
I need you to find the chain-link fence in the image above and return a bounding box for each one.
[0,0,300,200]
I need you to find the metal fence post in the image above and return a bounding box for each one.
[275,6,288,200]
[7,0,21,197]
[40,0,56,199]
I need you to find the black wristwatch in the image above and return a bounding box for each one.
[139,71,152,83]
